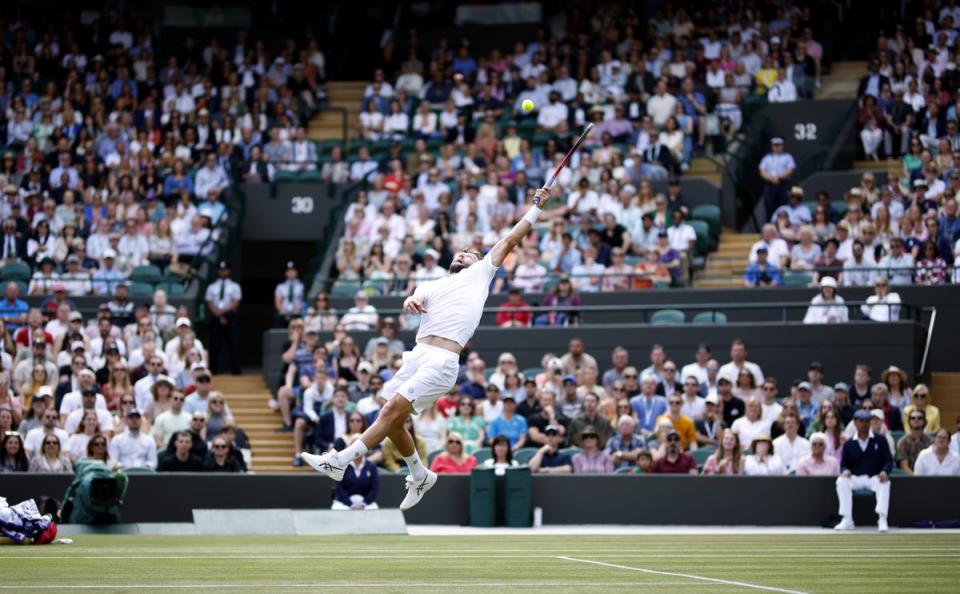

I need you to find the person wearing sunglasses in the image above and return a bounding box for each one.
[896,408,934,475]
[204,437,244,473]
[429,431,477,474]
[649,431,697,474]
[152,383,192,448]
[27,434,72,473]
[22,405,69,458]
[83,434,117,469]
[900,383,940,433]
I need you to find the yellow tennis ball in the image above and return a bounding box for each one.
[521,99,535,113]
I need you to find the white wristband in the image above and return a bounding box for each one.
[523,206,542,225]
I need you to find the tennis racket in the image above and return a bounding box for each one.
[542,122,594,190]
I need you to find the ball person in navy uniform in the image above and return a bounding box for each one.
[205,260,243,375]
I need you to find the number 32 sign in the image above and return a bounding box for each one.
[291,196,314,214]
[793,123,817,141]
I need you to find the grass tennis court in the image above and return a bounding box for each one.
[3,533,958,592]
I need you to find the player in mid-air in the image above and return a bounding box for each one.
[302,186,551,510]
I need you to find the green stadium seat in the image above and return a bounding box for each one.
[123,467,155,474]
[483,369,496,381]
[889,467,908,477]
[801,201,818,217]
[331,280,362,297]
[687,219,711,255]
[614,466,635,474]
[362,278,388,295]
[427,448,445,466]
[1,262,31,282]
[830,200,849,220]
[521,367,543,379]
[130,265,163,285]
[473,448,492,464]
[128,282,156,298]
[560,447,581,458]
[693,447,716,468]
[162,281,188,297]
[300,170,323,183]
[890,431,904,443]
[513,447,540,464]
[692,311,727,324]
[782,271,813,287]
[274,170,300,183]
[690,204,721,239]
[650,309,685,325]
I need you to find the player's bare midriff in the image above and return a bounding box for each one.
[418,335,462,354]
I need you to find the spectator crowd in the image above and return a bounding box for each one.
[321,5,827,297]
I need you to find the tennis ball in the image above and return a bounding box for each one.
[521,99,535,113]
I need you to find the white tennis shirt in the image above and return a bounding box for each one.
[413,255,498,347]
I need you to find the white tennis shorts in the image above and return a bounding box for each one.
[382,343,460,414]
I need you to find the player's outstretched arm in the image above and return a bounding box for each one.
[488,188,550,267]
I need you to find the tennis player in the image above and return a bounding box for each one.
[303,187,550,510]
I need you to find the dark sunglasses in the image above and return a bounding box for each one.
[213,444,228,449]
[196,376,211,383]
[43,440,59,446]
[910,415,925,421]
[667,435,680,442]
[447,440,462,445]
[92,440,107,446]
[121,399,135,404]
[171,396,185,401]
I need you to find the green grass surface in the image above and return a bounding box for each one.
[3,534,959,592]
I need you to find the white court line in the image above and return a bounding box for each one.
[0,582,727,590]
[0,549,960,564]
[558,556,808,594]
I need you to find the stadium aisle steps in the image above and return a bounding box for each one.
[687,157,723,187]
[931,373,960,433]
[694,231,759,288]
[213,374,312,473]
[308,82,366,143]
[816,61,866,101]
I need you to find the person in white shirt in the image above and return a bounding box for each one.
[767,69,798,102]
[537,91,568,131]
[289,127,318,170]
[760,378,783,425]
[133,355,166,412]
[861,276,901,322]
[842,239,877,287]
[340,291,378,331]
[23,406,71,457]
[743,435,787,476]
[877,237,914,285]
[292,368,335,465]
[718,339,764,386]
[570,246,605,293]
[413,250,447,288]
[803,276,849,324]
[914,429,960,476]
[60,371,108,417]
[646,79,677,128]
[512,248,548,293]
[63,388,114,434]
[679,376,706,422]
[730,398,772,451]
[666,208,697,254]
[772,414,811,472]
[108,409,157,470]
[566,178,600,219]
[152,387,192,447]
[749,224,790,268]
[680,344,711,386]
[194,153,230,200]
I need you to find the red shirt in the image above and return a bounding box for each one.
[14,327,54,348]
[429,453,477,474]
[436,395,459,418]
[496,301,532,327]
[650,453,697,474]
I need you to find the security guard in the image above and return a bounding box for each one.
[205,260,243,375]
[758,137,796,220]
[274,260,304,325]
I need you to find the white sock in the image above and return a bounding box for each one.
[403,452,428,481]
[334,439,368,465]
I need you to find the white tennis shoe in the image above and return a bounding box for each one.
[400,470,437,511]
[302,451,345,481]
[833,517,855,531]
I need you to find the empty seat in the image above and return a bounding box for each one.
[650,309,685,325]
[1,262,31,281]
[692,311,727,324]
[130,265,163,285]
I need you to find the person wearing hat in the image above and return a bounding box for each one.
[488,392,528,450]
[274,261,304,324]
[108,407,158,470]
[802,276,848,324]
[759,136,796,217]
[91,248,125,296]
[743,434,786,475]
[528,424,573,474]
[413,248,445,286]
[771,186,812,226]
[795,432,840,476]
[880,365,911,409]
[27,257,60,297]
[571,425,614,474]
[569,392,613,448]
[835,408,893,531]
[204,260,242,375]
[743,244,782,287]
[163,317,205,363]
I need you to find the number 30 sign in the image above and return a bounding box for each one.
[291,196,314,214]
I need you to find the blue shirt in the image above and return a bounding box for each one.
[0,297,28,329]
[629,394,668,432]
[797,400,820,426]
[744,263,782,286]
[840,433,893,476]
[758,152,796,179]
[488,414,528,447]
[198,201,227,224]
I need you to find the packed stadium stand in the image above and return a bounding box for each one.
[3,1,959,515]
